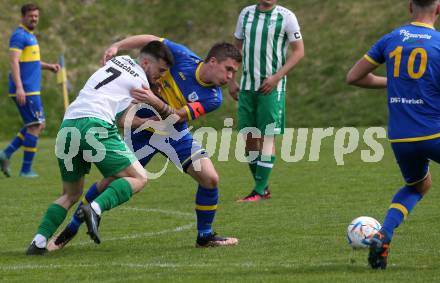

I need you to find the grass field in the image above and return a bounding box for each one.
[1,132,440,282]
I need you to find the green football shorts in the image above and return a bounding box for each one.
[238,89,286,135]
[56,117,137,182]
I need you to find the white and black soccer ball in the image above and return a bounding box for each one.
[347,216,381,249]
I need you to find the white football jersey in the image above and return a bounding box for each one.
[64,55,149,124]
[234,5,302,92]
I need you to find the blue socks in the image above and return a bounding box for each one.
[67,183,101,233]
[21,132,38,173]
[4,128,27,158]
[195,186,218,237]
[3,129,41,174]
[382,186,422,240]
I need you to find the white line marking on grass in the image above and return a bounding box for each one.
[119,207,193,218]
[70,206,194,246]
[71,223,194,246]
[0,262,342,271]
[9,207,194,253]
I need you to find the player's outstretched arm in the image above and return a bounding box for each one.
[346,58,387,89]
[102,35,162,64]
[41,61,60,73]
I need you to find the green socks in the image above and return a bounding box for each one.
[33,178,133,248]
[247,154,259,180]
[36,203,68,240]
[93,178,133,213]
[254,155,276,195]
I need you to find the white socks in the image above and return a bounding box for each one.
[91,201,102,216]
[33,234,46,248]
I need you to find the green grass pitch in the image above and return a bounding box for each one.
[1,133,440,282]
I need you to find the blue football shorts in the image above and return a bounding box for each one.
[127,129,208,172]
[391,137,440,185]
[12,95,45,126]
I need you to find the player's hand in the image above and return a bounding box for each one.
[49,64,61,73]
[130,84,157,104]
[228,81,240,101]
[259,75,280,95]
[16,87,26,106]
[101,45,119,66]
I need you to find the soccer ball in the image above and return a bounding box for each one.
[347,216,381,249]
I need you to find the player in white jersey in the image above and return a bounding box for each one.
[26,41,174,255]
[65,55,150,124]
[229,0,305,202]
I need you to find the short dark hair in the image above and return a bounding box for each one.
[140,41,174,66]
[21,3,39,16]
[413,0,439,7]
[205,42,242,63]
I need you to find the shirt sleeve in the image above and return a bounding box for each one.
[183,88,222,121]
[234,8,246,40]
[162,38,199,64]
[365,34,389,66]
[285,11,302,42]
[9,30,25,51]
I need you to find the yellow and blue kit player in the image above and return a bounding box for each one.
[48,37,242,249]
[347,0,440,269]
[130,39,224,170]
[0,4,60,178]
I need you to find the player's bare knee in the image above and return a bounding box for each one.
[136,166,148,187]
[131,174,147,193]
[131,161,147,179]
[203,172,219,188]
[27,124,43,136]
[138,174,148,188]
[414,174,432,196]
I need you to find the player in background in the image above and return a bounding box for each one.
[0,3,60,178]
[26,41,173,255]
[48,36,242,249]
[229,0,304,202]
[347,0,440,269]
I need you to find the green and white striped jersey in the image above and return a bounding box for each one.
[234,5,302,92]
